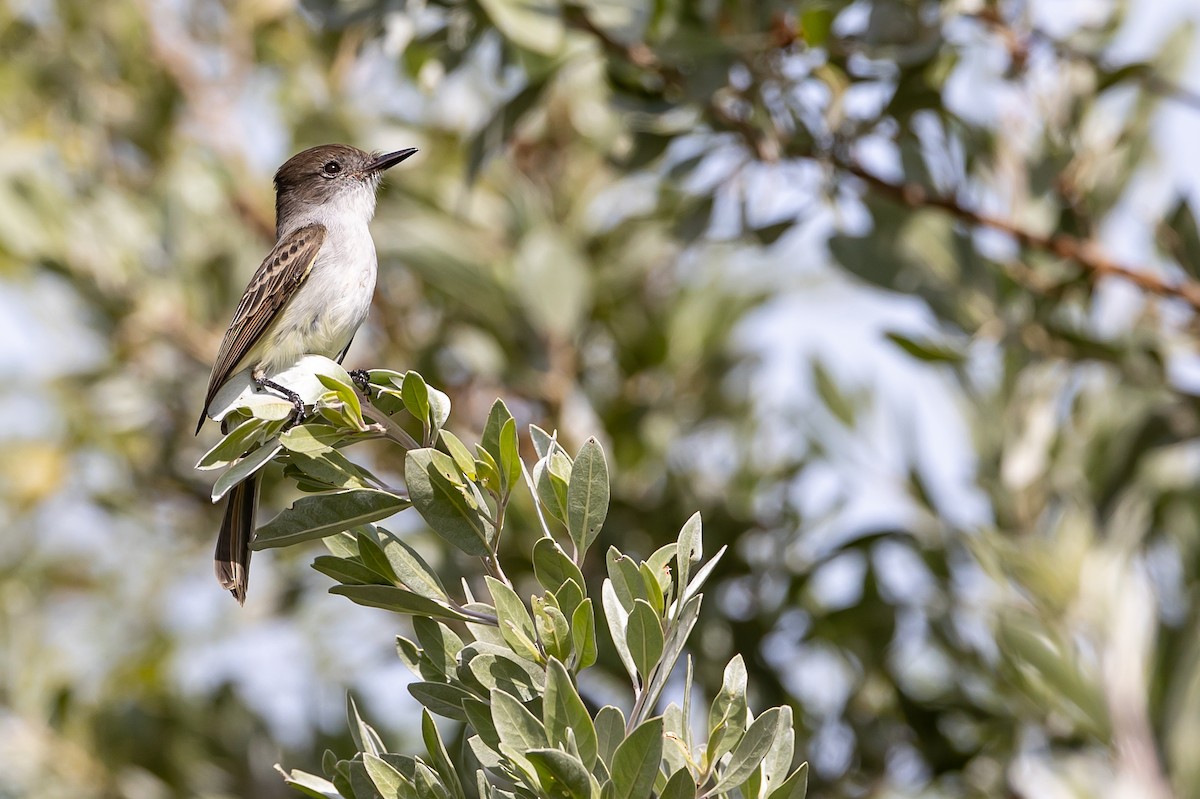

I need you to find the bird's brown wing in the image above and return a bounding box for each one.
[195,223,327,433]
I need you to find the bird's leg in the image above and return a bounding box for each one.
[349,369,372,394]
[336,337,371,394]
[254,374,306,426]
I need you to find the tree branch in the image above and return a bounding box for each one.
[840,160,1200,310]
[568,4,1200,311]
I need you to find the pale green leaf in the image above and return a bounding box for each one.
[567,438,609,557]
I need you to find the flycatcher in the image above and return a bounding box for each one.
[196,143,417,604]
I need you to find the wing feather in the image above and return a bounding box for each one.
[196,223,327,433]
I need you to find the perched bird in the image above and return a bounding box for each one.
[196,144,417,603]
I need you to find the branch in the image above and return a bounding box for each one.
[567,4,1200,311]
[840,160,1200,311]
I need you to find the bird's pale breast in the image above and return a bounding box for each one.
[251,218,378,376]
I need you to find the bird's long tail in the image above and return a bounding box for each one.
[215,476,258,605]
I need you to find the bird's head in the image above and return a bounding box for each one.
[273,144,417,232]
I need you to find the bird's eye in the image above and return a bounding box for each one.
[322,161,342,177]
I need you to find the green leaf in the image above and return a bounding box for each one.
[607,549,645,612]
[529,424,558,460]
[370,527,448,601]
[642,597,702,738]
[460,642,546,701]
[767,763,808,799]
[197,417,270,470]
[475,765,497,797]
[534,598,571,663]
[439,429,477,480]
[526,749,592,799]
[406,448,493,556]
[463,602,507,647]
[311,555,388,586]
[611,717,663,799]
[707,654,748,765]
[499,417,521,494]
[490,688,548,750]
[323,530,358,559]
[801,7,832,46]
[330,585,472,623]
[277,766,341,799]
[659,769,696,799]
[278,423,343,454]
[639,561,665,616]
[567,438,609,557]
[395,635,423,676]
[422,709,466,799]
[476,0,563,55]
[357,530,399,584]
[365,753,410,799]
[472,449,500,497]
[544,658,598,768]
[427,385,451,431]
[316,370,365,430]
[762,706,795,795]
[626,599,664,682]
[488,577,541,663]
[645,544,677,592]
[348,695,385,756]
[464,698,501,752]
[675,513,702,596]
[594,705,625,764]
[554,578,585,623]
[571,598,597,670]
[533,537,586,592]
[252,489,410,549]
[661,704,687,778]
[211,440,282,501]
[534,454,571,525]
[407,682,473,722]
[412,616,464,679]
[711,708,783,792]
[401,371,432,427]
[884,331,965,364]
[481,399,514,474]
[413,761,450,799]
[286,449,371,490]
[602,580,637,684]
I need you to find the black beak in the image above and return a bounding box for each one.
[365,148,418,173]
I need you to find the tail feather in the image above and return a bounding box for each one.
[215,476,258,605]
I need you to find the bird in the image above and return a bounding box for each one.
[196,143,417,604]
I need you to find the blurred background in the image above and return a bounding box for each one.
[4,0,1200,796]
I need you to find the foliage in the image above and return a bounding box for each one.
[208,358,806,799]
[5,1,1200,798]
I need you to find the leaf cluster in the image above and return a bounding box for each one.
[207,361,806,799]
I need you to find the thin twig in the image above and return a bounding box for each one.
[839,160,1200,310]
[359,403,420,451]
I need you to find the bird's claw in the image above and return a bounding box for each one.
[350,369,371,394]
[255,376,308,429]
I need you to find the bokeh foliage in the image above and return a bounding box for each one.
[3,0,1200,797]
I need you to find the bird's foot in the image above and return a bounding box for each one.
[256,376,306,427]
[350,369,372,394]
